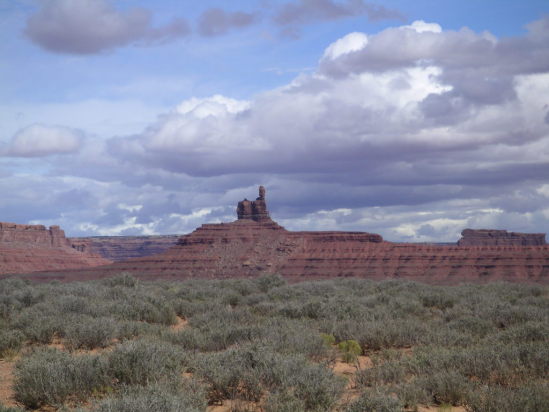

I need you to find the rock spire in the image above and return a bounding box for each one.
[237,185,271,222]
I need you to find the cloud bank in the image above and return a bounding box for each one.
[6,18,549,241]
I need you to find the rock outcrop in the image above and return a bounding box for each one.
[0,222,111,275]
[237,186,271,222]
[27,187,549,283]
[458,229,546,246]
[70,235,180,261]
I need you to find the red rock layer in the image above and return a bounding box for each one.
[458,229,546,246]
[35,219,549,283]
[69,235,180,261]
[0,222,111,275]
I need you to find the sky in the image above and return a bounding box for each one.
[1,0,549,242]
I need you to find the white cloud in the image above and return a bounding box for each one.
[403,20,442,34]
[6,124,83,157]
[175,95,251,119]
[323,32,368,60]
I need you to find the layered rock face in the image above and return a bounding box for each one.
[458,229,546,246]
[0,222,111,275]
[33,187,549,283]
[0,223,70,247]
[70,235,180,261]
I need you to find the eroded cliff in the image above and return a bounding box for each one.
[32,187,549,283]
[0,222,111,275]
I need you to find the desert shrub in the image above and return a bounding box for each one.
[293,363,345,411]
[259,319,329,359]
[113,320,158,341]
[192,348,263,403]
[103,273,139,288]
[495,321,549,344]
[354,319,427,350]
[264,390,306,412]
[466,383,549,412]
[446,315,495,339]
[88,381,206,412]
[107,339,183,386]
[338,339,362,363]
[64,316,117,350]
[165,328,206,351]
[344,390,402,412]
[255,273,286,293]
[14,348,109,408]
[111,298,177,326]
[320,333,336,347]
[420,290,455,310]
[0,330,24,358]
[355,360,406,386]
[0,404,24,412]
[415,370,471,406]
[396,382,431,408]
[19,315,61,344]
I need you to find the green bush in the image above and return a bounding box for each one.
[13,348,109,408]
[338,339,361,363]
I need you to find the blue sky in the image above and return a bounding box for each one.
[1,0,549,242]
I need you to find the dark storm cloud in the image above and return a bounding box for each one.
[25,0,190,54]
[274,0,404,26]
[197,8,258,37]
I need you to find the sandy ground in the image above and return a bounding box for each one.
[171,316,189,331]
[0,359,17,407]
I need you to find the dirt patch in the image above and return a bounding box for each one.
[171,316,188,331]
[332,355,372,377]
[418,406,467,412]
[0,359,17,407]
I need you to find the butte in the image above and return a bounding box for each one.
[30,186,549,284]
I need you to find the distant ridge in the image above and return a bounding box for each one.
[20,187,549,283]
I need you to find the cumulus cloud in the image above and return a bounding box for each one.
[25,0,190,54]
[6,124,83,157]
[197,8,257,37]
[98,18,549,240]
[7,18,549,241]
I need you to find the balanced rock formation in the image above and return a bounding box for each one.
[458,229,546,246]
[0,222,111,275]
[70,235,180,261]
[29,187,549,283]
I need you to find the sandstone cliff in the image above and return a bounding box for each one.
[458,229,546,246]
[29,187,548,283]
[70,235,180,261]
[0,222,111,275]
